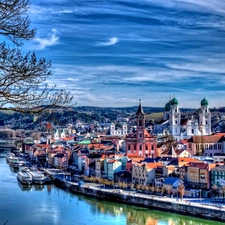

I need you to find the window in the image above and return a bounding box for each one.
[139,120,142,126]
[139,145,142,151]
[206,121,208,125]
[134,145,136,151]
[139,133,142,138]
[152,145,154,150]
[128,145,130,150]
[146,146,148,150]
[192,129,194,134]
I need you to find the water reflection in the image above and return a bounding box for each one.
[17,181,44,192]
[83,198,222,225]
[17,181,32,191]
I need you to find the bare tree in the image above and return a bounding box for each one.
[0,0,73,114]
[178,183,185,200]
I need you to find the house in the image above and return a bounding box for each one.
[95,155,106,178]
[53,153,68,169]
[126,157,144,173]
[132,162,162,186]
[160,146,191,158]
[107,160,122,180]
[210,165,225,188]
[213,153,225,164]
[187,162,216,189]
[162,177,182,194]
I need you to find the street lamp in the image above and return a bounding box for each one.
[199,188,202,204]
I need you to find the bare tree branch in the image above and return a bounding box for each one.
[0,0,74,114]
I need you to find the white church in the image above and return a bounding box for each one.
[153,97,211,141]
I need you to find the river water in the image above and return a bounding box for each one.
[0,153,224,225]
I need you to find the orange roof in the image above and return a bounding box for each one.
[145,162,162,169]
[178,157,199,163]
[61,136,74,141]
[126,153,140,158]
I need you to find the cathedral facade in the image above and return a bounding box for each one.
[153,97,211,141]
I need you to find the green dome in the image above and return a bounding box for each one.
[165,102,171,111]
[201,98,208,106]
[171,97,178,105]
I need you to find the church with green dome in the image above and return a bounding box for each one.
[153,97,211,141]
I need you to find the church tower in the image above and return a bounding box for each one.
[169,97,181,140]
[125,100,157,157]
[199,98,211,135]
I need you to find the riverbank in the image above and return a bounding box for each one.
[54,178,225,222]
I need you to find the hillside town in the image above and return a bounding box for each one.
[2,98,225,200]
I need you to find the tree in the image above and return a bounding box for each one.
[178,183,185,200]
[0,0,73,114]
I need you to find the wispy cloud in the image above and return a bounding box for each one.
[96,37,119,46]
[34,29,59,50]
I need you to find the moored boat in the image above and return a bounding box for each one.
[28,171,45,185]
[17,172,32,185]
[19,166,30,172]
[9,157,25,169]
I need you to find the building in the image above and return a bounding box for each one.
[132,162,162,186]
[211,165,225,188]
[187,133,225,156]
[110,123,127,136]
[186,162,216,189]
[125,100,157,157]
[153,97,211,141]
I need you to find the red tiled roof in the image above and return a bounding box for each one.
[188,135,224,143]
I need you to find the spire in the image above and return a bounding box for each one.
[168,145,177,157]
[136,99,144,115]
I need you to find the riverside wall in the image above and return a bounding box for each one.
[54,179,225,222]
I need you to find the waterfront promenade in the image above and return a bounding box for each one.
[54,178,225,222]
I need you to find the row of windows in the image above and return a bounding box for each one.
[212,172,225,175]
[196,143,222,151]
[128,145,154,151]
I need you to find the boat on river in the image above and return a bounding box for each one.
[19,166,30,172]
[17,172,32,185]
[27,171,45,185]
[9,157,26,169]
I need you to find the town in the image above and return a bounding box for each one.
[2,97,225,202]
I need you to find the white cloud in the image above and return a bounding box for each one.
[96,37,119,46]
[34,29,59,50]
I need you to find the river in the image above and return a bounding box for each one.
[0,152,224,225]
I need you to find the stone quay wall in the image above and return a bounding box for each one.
[54,178,225,222]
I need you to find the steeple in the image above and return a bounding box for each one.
[136,99,144,115]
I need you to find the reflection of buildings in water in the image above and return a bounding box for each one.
[78,197,213,225]
[47,185,52,194]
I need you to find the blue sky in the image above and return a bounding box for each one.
[24,0,225,108]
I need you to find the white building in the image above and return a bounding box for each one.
[110,123,127,136]
[154,97,211,141]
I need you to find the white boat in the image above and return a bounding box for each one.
[28,171,45,185]
[9,157,25,169]
[17,172,32,185]
[6,153,15,163]
[19,166,30,172]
